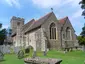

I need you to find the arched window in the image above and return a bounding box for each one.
[66,27,71,40]
[50,23,56,39]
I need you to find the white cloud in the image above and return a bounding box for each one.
[0,0,81,9]
[2,25,9,29]
[63,0,81,7]
[32,0,62,8]
[71,9,82,19]
[1,0,21,8]
[32,0,81,8]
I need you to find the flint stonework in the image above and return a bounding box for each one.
[11,12,78,53]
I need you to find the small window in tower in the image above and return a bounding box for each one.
[17,22,20,26]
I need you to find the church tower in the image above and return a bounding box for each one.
[10,16,24,46]
[10,16,24,32]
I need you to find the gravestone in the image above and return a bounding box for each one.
[43,51,47,56]
[24,57,62,64]
[17,50,24,59]
[0,50,4,61]
[32,51,36,58]
[82,45,85,52]
[14,46,21,54]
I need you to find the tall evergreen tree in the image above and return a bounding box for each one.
[79,0,85,18]
[81,24,85,37]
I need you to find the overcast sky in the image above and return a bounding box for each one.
[0,0,84,35]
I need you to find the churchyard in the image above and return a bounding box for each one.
[0,50,85,64]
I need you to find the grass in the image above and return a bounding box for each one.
[0,50,85,64]
[0,54,24,64]
[37,50,85,64]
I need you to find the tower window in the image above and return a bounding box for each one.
[17,22,20,26]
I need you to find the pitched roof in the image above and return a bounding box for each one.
[59,16,75,31]
[59,16,68,25]
[22,19,35,32]
[24,12,53,33]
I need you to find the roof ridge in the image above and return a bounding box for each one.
[22,19,35,32]
[59,16,68,20]
[25,19,35,25]
[24,12,53,33]
[36,12,53,22]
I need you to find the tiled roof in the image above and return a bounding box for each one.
[24,12,53,33]
[22,19,35,32]
[59,16,68,25]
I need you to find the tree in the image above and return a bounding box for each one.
[0,23,7,45]
[80,24,85,36]
[77,36,85,45]
[79,0,85,18]
[77,24,85,51]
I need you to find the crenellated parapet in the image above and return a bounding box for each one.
[11,16,24,22]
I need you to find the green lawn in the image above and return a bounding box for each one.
[0,50,85,64]
[0,54,24,64]
[38,50,85,64]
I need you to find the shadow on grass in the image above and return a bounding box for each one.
[18,54,29,59]
[0,59,6,62]
[24,54,29,58]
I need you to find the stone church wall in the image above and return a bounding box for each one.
[25,31,36,51]
[25,27,47,51]
[61,19,78,48]
[41,13,61,50]
[35,28,42,51]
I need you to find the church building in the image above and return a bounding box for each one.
[11,12,78,52]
